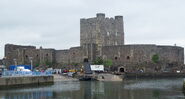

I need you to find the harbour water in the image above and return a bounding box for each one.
[0,78,184,99]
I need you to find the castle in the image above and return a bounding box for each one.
[3,13,184,72]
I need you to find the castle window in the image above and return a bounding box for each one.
[127,56,130,60]
[36,54,39,57]
[25,55,28,58]
[84,58,89,62]
[46,54,48,56]
[115,42,118,45]
[73,52,75,55]
[115,57,118,60]
[107,32,110,36]
[116,32,118,36]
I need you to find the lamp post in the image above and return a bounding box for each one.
[29,57,33,71]
[13,58,17,71]
[2,57,6,72]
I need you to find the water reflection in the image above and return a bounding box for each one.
[1,91,53,99]
[82,82,105,99]
[0,79,185,99]
[152,90,161,99]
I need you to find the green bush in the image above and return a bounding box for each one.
[103,59,113,67]
[35,63,40,67]
[93,57,104,65]
[152,54,159,63]
[93,57,113,67]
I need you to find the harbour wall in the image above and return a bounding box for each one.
[124,73,185,79]
[0,76,54,87]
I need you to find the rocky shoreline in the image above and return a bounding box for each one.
[53,74,78,82]
[53,73,123,82]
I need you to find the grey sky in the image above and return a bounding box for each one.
[0,0,185,58]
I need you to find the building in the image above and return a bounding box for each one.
[80,13,124,46]
[4,44,55,68]
[3,13,184,72]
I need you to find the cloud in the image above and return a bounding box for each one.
[0,0,185,59]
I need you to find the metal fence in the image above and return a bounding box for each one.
[2,70,53,77]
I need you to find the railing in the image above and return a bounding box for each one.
[1,70,53,77]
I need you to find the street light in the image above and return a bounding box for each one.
[29,57,33,71]
[13,58,17,71]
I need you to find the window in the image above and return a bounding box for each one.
[84,58,89,62]
[119,68,125,72]
[107,32,110,36]
[115,42,118,45]
[115,57,118,60]
[127,56,130,60]
[115,32,118,36]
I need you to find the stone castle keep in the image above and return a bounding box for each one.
[4,13,184,72]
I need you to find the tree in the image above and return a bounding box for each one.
[71,62,80,66]
[152,54,159,63]
[103,59,113,67]
[93,57,104,65]
[35,63,40,67]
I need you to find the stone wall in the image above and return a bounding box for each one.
[55,47,83,64]
[55,50,70,64]
[157,46,184,64]
[102,44,184,72]
[5,44,36,67]
[0,76,53,86]
[69,47,83,63]
[125,73,185,79]
[82,44,97,62]
[80,13,124,47]
[39,48,55,65]
[4,44,55,67]
[4,43,184,73]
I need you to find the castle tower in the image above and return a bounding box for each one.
[80,13,124,61]
[80,13,124,47]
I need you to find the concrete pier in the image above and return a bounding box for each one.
[0,76,54,87]
[125,73,185,79]
[97,74,123,81]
